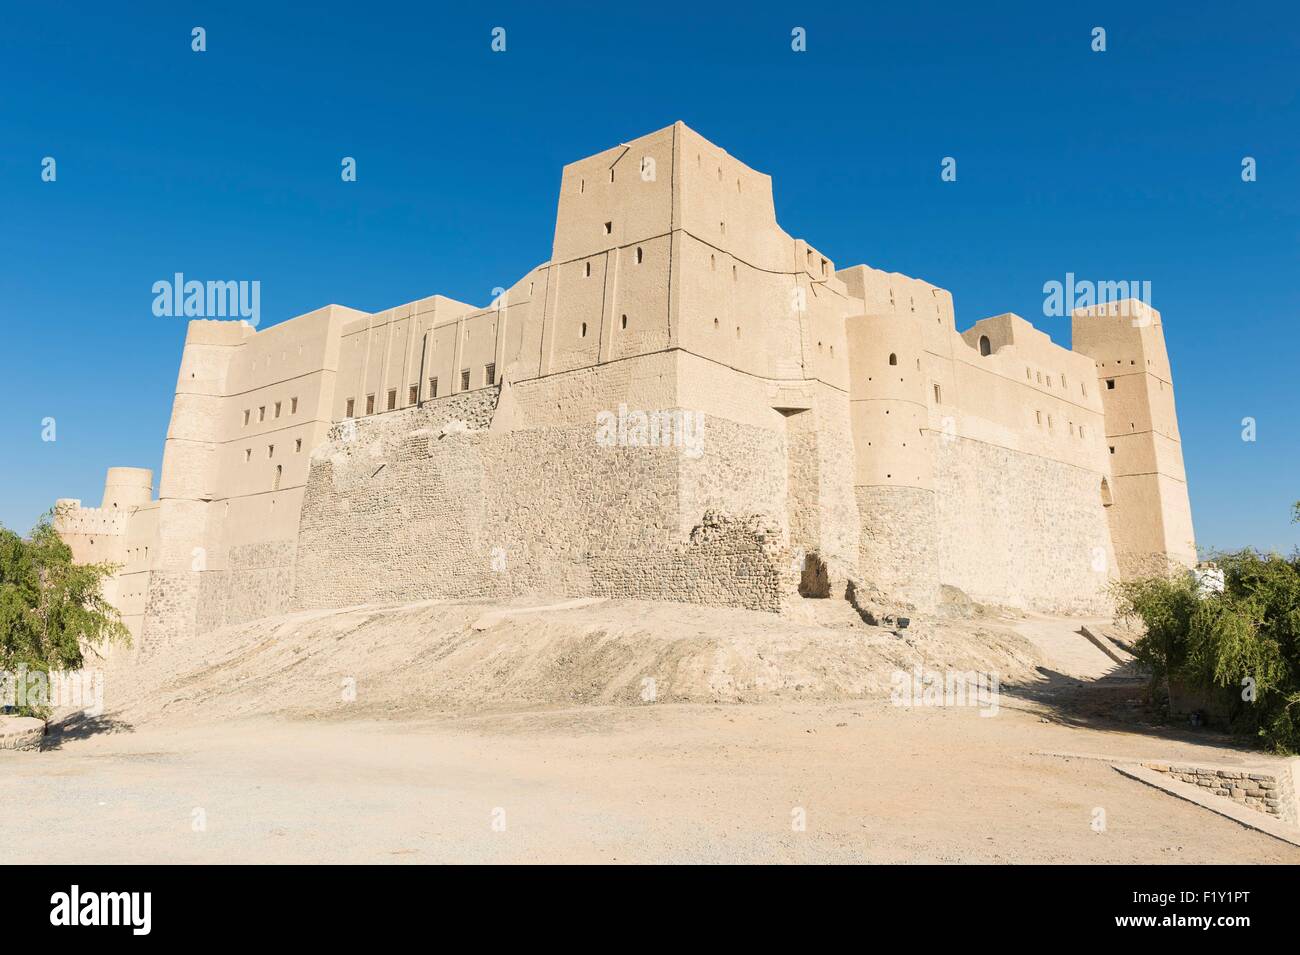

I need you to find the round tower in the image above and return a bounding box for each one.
[846,311,939,609]
[102,467,154,510]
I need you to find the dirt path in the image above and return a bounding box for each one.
[5,698,1296,864]
[7,601,1294,864]
[1008,615,1126,681]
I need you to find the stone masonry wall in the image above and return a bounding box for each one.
[293,390,792,613]
[855,485,939,610]
[932,434,1116,614]
[194,540,298,635]
[1143,762,1296,823]
[140,571,201,658]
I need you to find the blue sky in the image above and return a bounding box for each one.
[1,1,1296,553]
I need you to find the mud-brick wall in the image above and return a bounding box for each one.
[932,435,1117,614]
[293,395,792,613]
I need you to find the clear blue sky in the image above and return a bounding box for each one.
[1,1,1296,553]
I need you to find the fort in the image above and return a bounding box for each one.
[52,122,1196,654]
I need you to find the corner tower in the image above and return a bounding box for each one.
[1072,299,1195,576]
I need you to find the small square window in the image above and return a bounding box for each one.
[386,389,397,411]
[1106,379,1116,390]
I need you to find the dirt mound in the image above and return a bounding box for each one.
[95,596,1045,726]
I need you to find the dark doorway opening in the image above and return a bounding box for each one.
[799,552,831,598]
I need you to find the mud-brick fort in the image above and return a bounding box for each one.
[54,123,1195,652]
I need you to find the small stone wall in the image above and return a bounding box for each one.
[1143,762,1296,823]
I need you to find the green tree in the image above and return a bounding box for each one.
[1114,540,1300,752]
[0,513,129,718]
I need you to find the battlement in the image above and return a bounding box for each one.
[182,318,258,346]
[1071,298,1158,321]
[53,503,129,537]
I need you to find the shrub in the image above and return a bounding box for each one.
[0,514,129,718]
[1114,543,1300,752]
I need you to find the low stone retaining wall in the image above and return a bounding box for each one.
[0,716,45,751]
[1142,761,1296,824]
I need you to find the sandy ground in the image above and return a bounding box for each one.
[4,599,1297,864]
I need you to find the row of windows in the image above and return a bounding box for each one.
[886,290,922,315]
[242,396,299,427]
[585,217,730,243]
[1032,410,1089,439]
[804,249,829,276]
[1098,358,1154,368]
[341,364,497,419]
[1024,365,1087,398]
[243,439,303,463]
[579,314,637,338]
[577,155,740,191]
[584,246,649,278]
